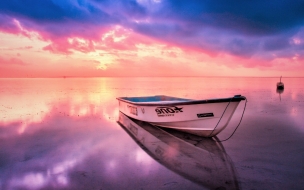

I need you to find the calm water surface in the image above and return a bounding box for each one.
[0,77,304,190]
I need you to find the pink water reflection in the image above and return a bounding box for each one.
[0,78,202,189]
[1,77,304,189]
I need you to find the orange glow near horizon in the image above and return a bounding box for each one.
[1,25,304,78]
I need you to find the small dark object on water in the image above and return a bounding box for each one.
[277,76,284,90]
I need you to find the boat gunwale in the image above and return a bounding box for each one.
[117,95,245,106]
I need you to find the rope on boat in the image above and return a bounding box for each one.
[214,97,248,142]
[209,98,232,137]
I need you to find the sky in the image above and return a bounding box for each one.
[0,0,304,77]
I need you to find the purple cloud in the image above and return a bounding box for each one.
[0,0,303,60]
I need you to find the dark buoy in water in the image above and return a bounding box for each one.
[277,76,284,90]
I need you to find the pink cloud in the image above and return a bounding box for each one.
[0,56,29,77]
[0,46,33,51]
[0,13,168,56]
[0,16,37,39]
[0,56,28,66]
[0,14,303,77]
[0,15,21,34]
[40,25,160,54]
[0,15,216,59]
[42,38,95,54]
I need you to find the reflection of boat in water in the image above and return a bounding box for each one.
[276,88,284,101]
[118,112,240,190]
[117,95,246,137]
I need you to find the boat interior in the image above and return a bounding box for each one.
[120,95,191,102]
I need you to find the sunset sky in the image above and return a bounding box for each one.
[0,0,304,77]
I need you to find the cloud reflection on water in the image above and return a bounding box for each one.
[0,100,119,189]
[1,77,304,189]
[0,79,125,189]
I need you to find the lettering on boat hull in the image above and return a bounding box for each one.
[155,106,183,117]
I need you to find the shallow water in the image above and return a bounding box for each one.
[0,77,304,190]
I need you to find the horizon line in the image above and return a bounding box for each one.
[1,76,303,78]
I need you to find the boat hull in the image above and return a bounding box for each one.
[277,82,284,90]
[117,95,245,137]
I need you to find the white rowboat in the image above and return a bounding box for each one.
[117,95,246,137]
